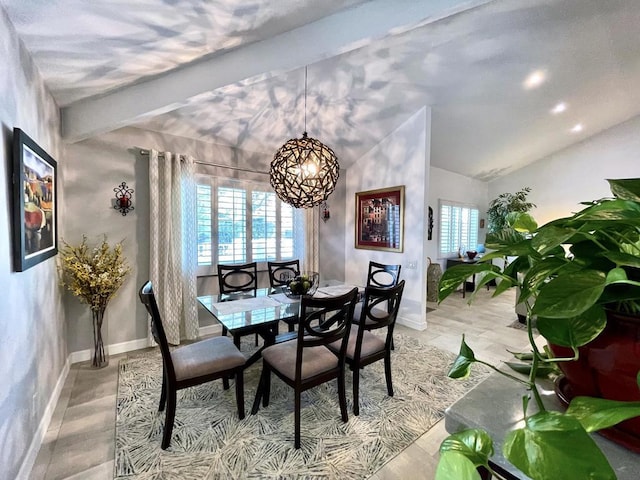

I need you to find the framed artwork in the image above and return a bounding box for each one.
[12,128,58,271]
[355,185,404,252]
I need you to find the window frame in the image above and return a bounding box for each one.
[195,175,303,277]
[438,199,480,259]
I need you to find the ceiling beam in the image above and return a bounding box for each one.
[61,0,490,142]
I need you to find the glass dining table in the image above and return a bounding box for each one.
[197,283,363,368]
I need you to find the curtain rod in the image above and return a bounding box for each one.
[139,149,269,175]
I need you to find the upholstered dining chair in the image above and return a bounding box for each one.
[366,261,402,288]
[328,280,405,415]
[251,287,359,449]
[267,259,300,290]
[217,262,259,345]
[354,261,402,350]
[139,281,246,450]
[267,259,300,332]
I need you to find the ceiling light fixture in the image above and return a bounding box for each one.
[270,66,340,209]
[523,70,546,89]
[551,102,567,114]
[571,123,584,133]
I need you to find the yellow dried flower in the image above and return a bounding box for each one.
[58,235,131,310]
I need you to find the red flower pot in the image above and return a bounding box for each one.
[549,310,640,452]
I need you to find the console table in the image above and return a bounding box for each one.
[446,258,479,298]
[445,372,640,479]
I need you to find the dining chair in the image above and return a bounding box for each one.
[251,287,359,449]
[328,280,405,415]
[366,261,402,288]
[139,281,246,449]
[354,261,402,348]
[267,259,300,332]
[217,262,259,345]
[267,259,300,289]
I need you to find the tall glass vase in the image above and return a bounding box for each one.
[91,306,109,368]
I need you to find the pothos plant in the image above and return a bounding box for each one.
[435,178,640,480]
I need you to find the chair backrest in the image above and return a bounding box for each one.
[139,281,176,380]
[267,260,300,289]
[295,288,359,377]
[367,261,401,289]
[358,280,405,347]
[217,262,258,298]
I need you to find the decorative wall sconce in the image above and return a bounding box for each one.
[320,201,330,222]
[113,181,134,216]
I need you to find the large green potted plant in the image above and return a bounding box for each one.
[435,178,640,480]
[486,187,536,235]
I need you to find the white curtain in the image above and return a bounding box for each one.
[303,206,320,272]
[148,149,199,345]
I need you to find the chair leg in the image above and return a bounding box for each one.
[222,325,228,337]
[288,321,295,333]
[158,366,167,412]
[255,333,259,346]
[222,375,230,390]
[263,367,271,408]
[235,370,245,420]
[384,353,394,397]
[251,365,270,414]
[161,389,177,450]
[338,369,349,422]
[390,337,395,351]
[294,389,301,449]
[352,366,361,416]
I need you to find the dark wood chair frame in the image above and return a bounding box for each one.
[251,288,359,449]
[342,280,405,415]
[267,259,300,332]
[139,281,246,449]
[217,262,260,345]
[366,261,402,289]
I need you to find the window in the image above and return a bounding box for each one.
[196,176,304,274]
[439,201,479,258]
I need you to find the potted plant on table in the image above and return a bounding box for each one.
[59,235,131,368]
[435,178,640,480]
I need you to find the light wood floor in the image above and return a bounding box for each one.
[29,287,531,480]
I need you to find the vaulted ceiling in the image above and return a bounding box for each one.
[3,0,640,179]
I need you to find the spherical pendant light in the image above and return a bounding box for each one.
[270,132,340,208]
[270,66,340,209]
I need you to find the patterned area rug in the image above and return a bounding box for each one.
[114,334,490,479]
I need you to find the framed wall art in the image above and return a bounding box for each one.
[355,185,404,252]
[12,128,58,271]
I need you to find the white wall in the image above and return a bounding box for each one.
[426,166,488,266]
[0,9,66,479]
[488,115,640,224]
[345,107,431,330]
[62,126,277,353]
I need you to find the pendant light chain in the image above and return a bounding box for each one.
[304,66,307,134]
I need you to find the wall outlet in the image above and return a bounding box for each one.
[407,261,417,270]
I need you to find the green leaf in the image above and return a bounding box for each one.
[492,275,514,298]
[503,411,616,480]
[504,362,558,378]
[572,198,640,224]
[532,270,606,318]
[566,396,640,432]
[439,429,494,467]
[448,335,476,379]
[438,264,497,303]
[608,178,640,202]
[435,451,482,480]
[536,305,606,348]
[511,212,538,233]
[604,251,640,269]
[605,267,628,284]
[531,226,575,255]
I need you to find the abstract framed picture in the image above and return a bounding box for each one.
[355,185,405,252]
[12,128,58,271]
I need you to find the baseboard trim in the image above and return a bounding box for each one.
[69,337,150,364]
[17,357,70,480]
[199,324,222,337]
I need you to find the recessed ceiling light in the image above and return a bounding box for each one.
[551,102,567,114]
[571,124,583,133]
[524,70,546,89]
